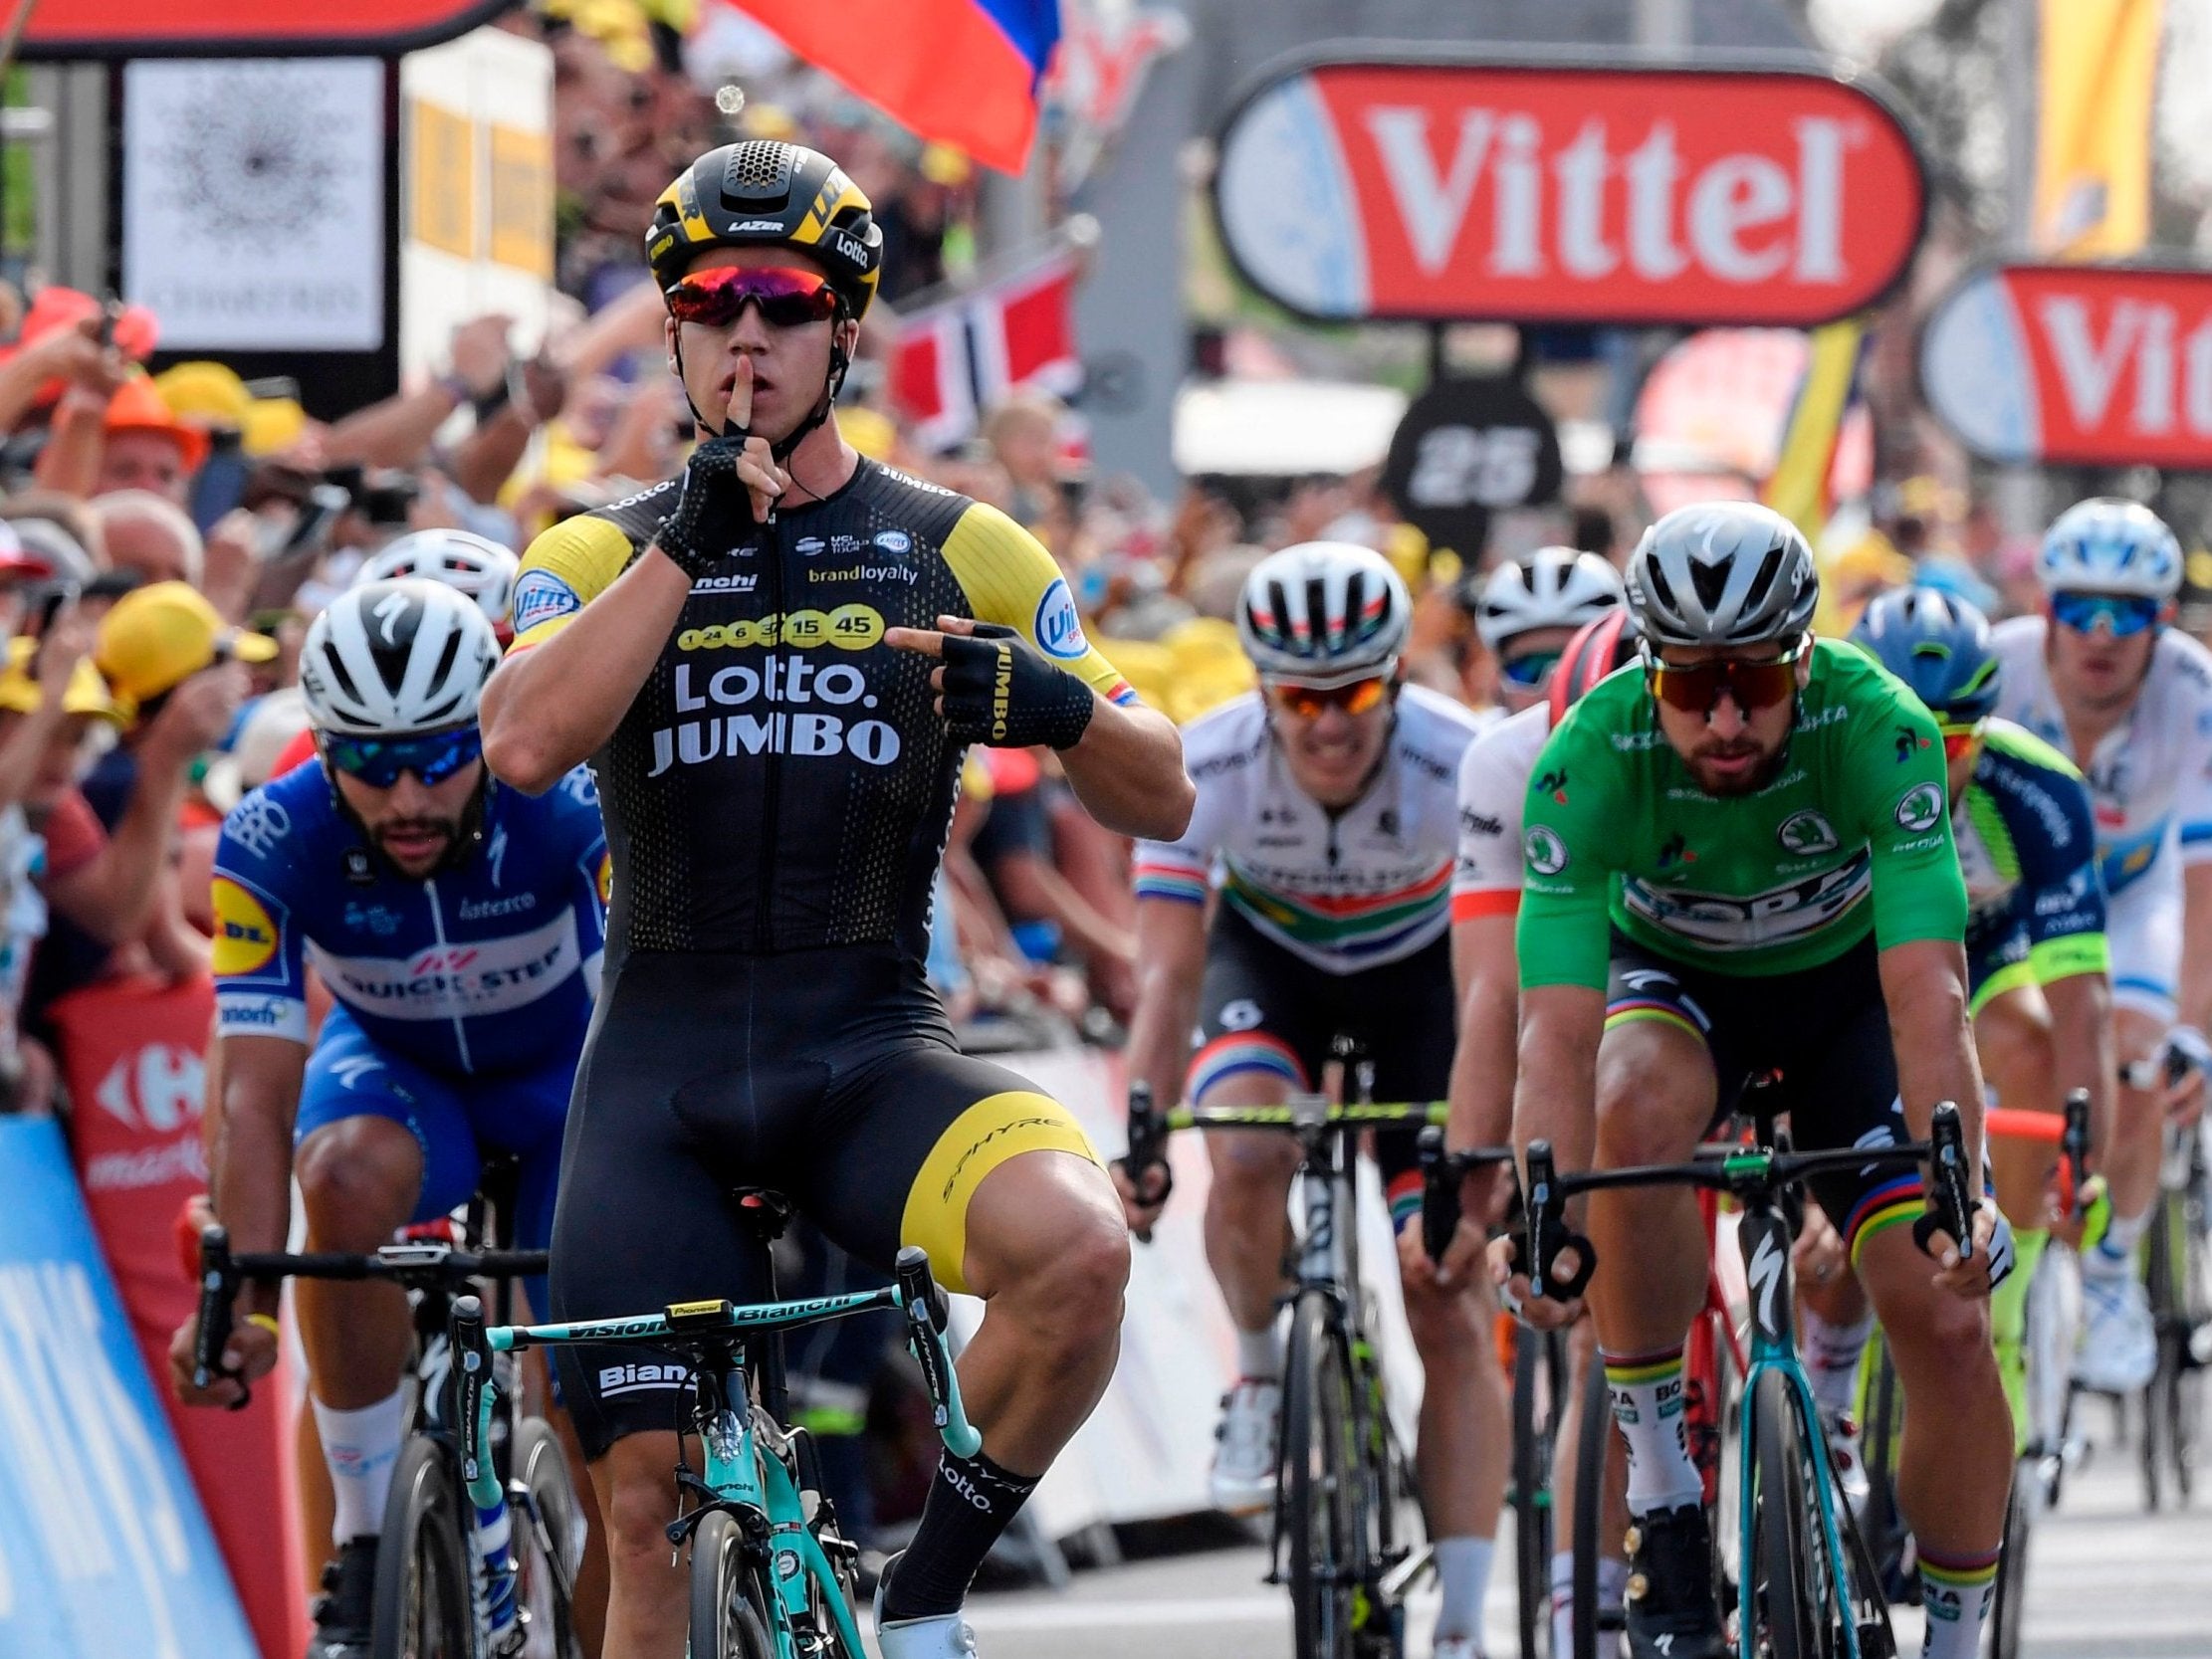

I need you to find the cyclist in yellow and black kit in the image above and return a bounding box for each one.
[479,140,1193,1659]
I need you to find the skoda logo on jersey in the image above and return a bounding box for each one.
[1777,810,1840,857]
[1893,783,1944,833]
[1524,825,1569,877]
[1034,577,1089,662]
[874,530,913,557]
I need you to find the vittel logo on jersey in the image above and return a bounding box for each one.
[1033,577,1089,661]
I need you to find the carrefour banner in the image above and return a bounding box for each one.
[0,1117,257,1659]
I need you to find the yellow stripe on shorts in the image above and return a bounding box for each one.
[901,1091,1101,1295]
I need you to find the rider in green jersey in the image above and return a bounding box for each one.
[1505,503,2014,1659]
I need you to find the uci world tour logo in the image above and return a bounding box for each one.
[1777,809,1840,856]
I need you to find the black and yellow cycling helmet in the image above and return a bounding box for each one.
[647,141,883,321]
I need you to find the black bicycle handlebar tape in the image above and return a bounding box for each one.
[1420,1128,1458,1266]
[192,1224,245,1406]
[1522,1141,1599,1301]
[1912,1102,1974,1262]
[894,1246,960,1414]
[1118,1082,1174,1240]
[450,1295,489,1477]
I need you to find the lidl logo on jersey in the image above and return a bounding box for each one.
[1033,577,1090,662]
[211,878,279,976]
[1893,783,1943,833]
[1776,810,1839,856]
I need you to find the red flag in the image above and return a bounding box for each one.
[891,248,1079,449]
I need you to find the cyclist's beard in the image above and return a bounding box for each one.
[1686,732,1789,797]
[371,814,460,875]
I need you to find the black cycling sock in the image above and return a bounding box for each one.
[879,1446,1039,1621]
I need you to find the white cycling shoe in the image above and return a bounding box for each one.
[1432,1633,1488,1659]
[1210,1377,1281,1517]
[2074,1267,2158,1394]
[1821,1408,1871,1517]
[874,1553,981,1659]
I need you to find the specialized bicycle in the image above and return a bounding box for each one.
[1519,1103,1976,1659]
[448,1189,977,1659]
[1124,1056,1515,1659]
[192,1217,578,1659]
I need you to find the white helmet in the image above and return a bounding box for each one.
[359,529,520,630]
[301,579,500,737]
[1236,541,1413,688]
[2037,499,2182,600]
[1473,547,1625,650]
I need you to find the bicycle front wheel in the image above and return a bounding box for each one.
[690,1509,776,1659]
[1284,1288,1360,1659]
[514,1416,586,1658]
[371,1436,474,1659]
[1569,1340,1611,1659]
[1749,1369,1845,1659]
[1988,1463,2033,1659]
[1509,1329,1559,1659]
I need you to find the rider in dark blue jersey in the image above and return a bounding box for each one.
[172,580,606,1659]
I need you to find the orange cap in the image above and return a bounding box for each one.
[104,375,211,474]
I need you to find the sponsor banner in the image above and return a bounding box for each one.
[47,972,312,1659]
[0,1114,259,1658]
[1214,53,1925,326]
[1919,262,2212,469]
[121,59,386,352]
[25,0,504,55]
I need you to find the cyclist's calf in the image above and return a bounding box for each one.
[1201,1123,1304,1332]
[594,1429,692,1658]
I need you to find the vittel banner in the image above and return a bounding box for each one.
[1921,264,2212,468]
[1214,54,1924,326]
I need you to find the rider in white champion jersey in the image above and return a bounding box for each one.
[1989,498,2212,1394]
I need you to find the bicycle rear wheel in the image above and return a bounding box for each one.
[1509,1329,1559,1659]
[1987,1462,2033,1659]
[1749,1369,1847,1659]
[690,1508,776,1659]
[513,1416,585,1658]
[371,1436,474,1659]
[1284,1288,1360,1659]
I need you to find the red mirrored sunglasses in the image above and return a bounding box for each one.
[665,266,842,329]
[1266,677,1390,719]
[1642,639,1806,716]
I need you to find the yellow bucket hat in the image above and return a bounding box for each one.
[0,637,125,723]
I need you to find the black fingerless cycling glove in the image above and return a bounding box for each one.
[939,622,1096,750]
[654,434,752,579]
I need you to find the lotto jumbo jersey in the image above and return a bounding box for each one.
[509,459,1134,966]
[1517,638,1969,987]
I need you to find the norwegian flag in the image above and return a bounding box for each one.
[890,248,1081,451]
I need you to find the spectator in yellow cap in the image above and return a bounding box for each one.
[95,580,278,716]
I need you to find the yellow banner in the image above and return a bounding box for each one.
[409,98,475,260]
[489,122,553,281]
[2036,0,2162,258]
[1762,316,1865,542]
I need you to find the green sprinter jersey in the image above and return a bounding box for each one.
[1516,638,1969,988]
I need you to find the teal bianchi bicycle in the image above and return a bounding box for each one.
[1519,1103,1975,1659]
[452,1188,978,1659]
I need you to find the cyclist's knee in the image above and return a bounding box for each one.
[1594,1027,1711,1163]
[297,1117,421,1244]
[601,1433,685,1563]
[1205,1129,1302,1195]
[966,1152,1129,1337]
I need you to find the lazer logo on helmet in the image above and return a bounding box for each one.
[731,219,790,232]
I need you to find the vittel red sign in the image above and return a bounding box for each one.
[1921,265,2212,468]
[1214,56,1925,326]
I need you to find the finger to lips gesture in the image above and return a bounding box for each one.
[726,356,786,523]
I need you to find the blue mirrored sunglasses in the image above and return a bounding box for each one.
[1498,649,1563,689]
[322,726,483,788]
[2051,590,2160,637]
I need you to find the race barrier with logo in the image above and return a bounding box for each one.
[0,1112,259,1657]
[1214,52,1924,327]
[50,972,309,1659]
[1920,262,2212,468]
